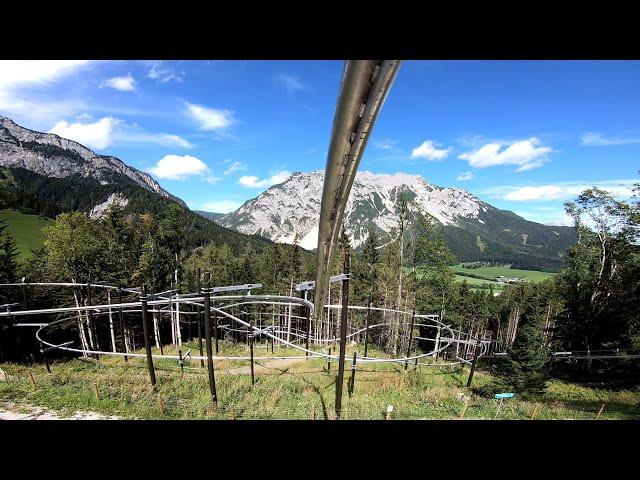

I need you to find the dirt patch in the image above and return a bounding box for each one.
[0,402,120,420]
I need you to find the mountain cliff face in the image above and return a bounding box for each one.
[218,170,576,271]
[0,115,184,206]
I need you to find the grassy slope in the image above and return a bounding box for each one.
[0,342,637,419]
[0,208,51,257]
[454,274,505,289]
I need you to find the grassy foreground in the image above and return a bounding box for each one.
[0,341,638,420]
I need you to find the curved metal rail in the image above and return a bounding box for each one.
[314,60,402,321]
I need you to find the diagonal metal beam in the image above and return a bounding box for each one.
[313,60,402,321]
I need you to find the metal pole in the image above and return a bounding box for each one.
[335,250,350,420]
[305,302,311,356]
[118,287,128,362]
[202,272,218,405]
[327,347,332,373]
[466,338,482,388]
[140,285,157,388]
[404,309,416,371]
[196,268,204,367]
[156,311,164,356]
[302,290,311,357]
[213,300,219,354]
[364,293,372,357]
[544,354,554,379]
[348,351,357,398]
[249,332,255,386]
[40,341,51,373]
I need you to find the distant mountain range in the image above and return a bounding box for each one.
[217,170,576,271]
[0,115,577,271]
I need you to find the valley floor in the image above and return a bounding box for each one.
[0,341,638,420]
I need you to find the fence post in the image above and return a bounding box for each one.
[213,299,219,354]
[364,293,372,357]
[196,268,204,367]
[202,272,218,405]
[327,347,332,373]
[460,399,470,419]
[140,285,157,388]
[303,292,311,357]
[404,309,416,371]
[39,341,51,374]
[348,351,357,398]
[249,332,255,386]
[466,338,482,388]
[117,287,128,362]
[595,403,606,419]
[530,403,539,420]
[335,249,350,420]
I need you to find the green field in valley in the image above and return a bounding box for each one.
[0,209,52,258]
[453,274,506,290]
[451,264,556,283]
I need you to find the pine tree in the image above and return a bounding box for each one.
[0,218,18,284]
[360,227,380,302]
[492,286,549,396]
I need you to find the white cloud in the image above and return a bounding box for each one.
[239,170,291,188]
[146,61,184,83]
[149,154,210,180]
[0,60,89,92]
[457,171,474,181]
[118,132,192,148]
[459,137,551,171]
[202,200,242,214]
[47,116,191,150]
[411,140,452,161]
[48,117,118,150]
[186,102,235,131]
[206,175,221,184]
[101,74,136,91]
[374,138,397,150]
[514,209,574,226]
[0,61,90,126]
[484,180,637,202]
[581,131,640,146]
[224,161,246,175]
[275,74,304,93]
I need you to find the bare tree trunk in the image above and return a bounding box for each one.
[153,311,161,349]
[510,305,521,345]
[170,296,176,345]
[286,277,293,343]
[73,287,89,357]
[175,296,182,346]
[108,290,117,353]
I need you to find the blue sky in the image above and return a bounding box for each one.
[1,60,638,225]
